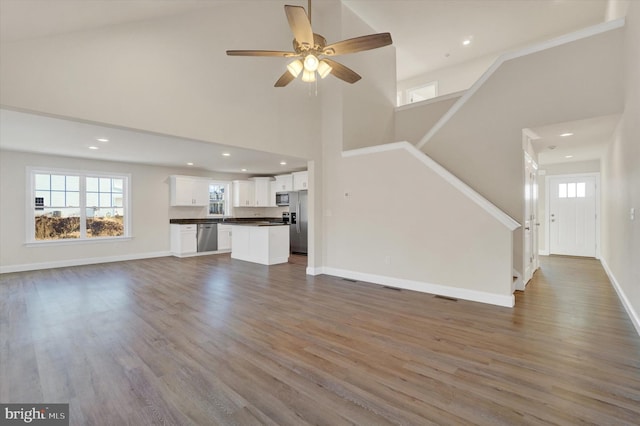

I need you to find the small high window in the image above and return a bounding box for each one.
[407,81,438,103]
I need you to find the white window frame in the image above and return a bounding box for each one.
[207,180,232,218]
[26,167,132,244]
[406,80,439,104]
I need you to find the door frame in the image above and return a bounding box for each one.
[545,172,601,259]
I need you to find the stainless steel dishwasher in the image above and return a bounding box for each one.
[197,223,218,252]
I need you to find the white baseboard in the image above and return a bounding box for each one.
[538,249,550,256]
[0,251,171,274]
[314,266,514,308]
[600,257,640,336]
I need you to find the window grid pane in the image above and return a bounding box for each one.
[558,183,567,198]
[33,172,127,241]
[577,182,586,198]
[567,182,576,198]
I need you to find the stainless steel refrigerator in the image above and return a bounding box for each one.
[288,191,308,254]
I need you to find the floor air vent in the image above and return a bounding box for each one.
[343,278,358,283]
[382,286,401,291]
[434,295,458,302]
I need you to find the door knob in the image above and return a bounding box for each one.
[525,227,530,230]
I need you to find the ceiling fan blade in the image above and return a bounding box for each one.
[323,33,392,56]
[226,50,297,57]
[285,5,314,48]
[275,71,296,87]
[322,59,361,84]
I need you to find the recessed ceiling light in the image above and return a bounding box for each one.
[187,162,194,166]
[88,146,99,150]
[565,155,574,158]
[462,39,471,46]
[241,168,247,172]
[280,161,287,165]
[560,132,574,137]
[222,153,231,157]
[96,138,109,142]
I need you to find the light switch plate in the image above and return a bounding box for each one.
[631,207,635,221]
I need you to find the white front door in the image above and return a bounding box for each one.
[549,176,597,257]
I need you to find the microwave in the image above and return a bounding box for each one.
[275,192,290,206]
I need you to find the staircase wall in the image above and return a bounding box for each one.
[418,22,625,274]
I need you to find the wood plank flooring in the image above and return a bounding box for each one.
[1,254,639,425]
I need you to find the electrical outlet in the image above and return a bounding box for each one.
[631,207,635,221]
[384,256,391,265]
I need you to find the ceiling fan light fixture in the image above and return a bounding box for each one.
[302,69,316,82]
[303,54,319,72]
[287,59,303,77]
[317,60,332,79]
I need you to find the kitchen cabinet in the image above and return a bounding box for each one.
[170,224,197,256]
[273,174,293,192]
[170,176,209,206]
[292,171,308,191]
[232,180,255,207]
[251,177,275,207]
[217,224,232,251]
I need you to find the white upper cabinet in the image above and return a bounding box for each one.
[251,177,275,207]
[273,174,293,192]
[232,180,255,207]
[292,171,308,191]
[170,176,209,206]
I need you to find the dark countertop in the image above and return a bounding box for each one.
[170,218,285,225]
[229,222,288,227]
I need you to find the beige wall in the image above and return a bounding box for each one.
[398,54,495,102]
[340,4,396,150]
[395,94,461,145]
[421,26,624,276]
[0,3,321,160]
[601,0,640,332]
[321,145,514,305]
[0,150,248,271]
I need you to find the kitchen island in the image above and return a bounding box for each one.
[230,223,289,265]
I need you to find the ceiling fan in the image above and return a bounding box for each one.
[226,0,392,87]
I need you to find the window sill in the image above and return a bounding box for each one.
[25,236,133,247]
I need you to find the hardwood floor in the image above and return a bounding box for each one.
[1,254,639,425]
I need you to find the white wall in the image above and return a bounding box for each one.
[601,0,640,334]
[0,150,246,272]
[0,2,321,160]
[537,160,601,254]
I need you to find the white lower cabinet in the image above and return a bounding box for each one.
[170,224,197,256]
[217,224,232,251]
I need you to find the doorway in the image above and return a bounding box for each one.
[547,174,599,257]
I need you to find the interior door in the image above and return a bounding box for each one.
[523,154,538,284]
[549,176,596,257]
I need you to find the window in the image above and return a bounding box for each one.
[558,181,586,199]
[30,169,130,242]
[208,181,231,217]
[407,81,438,104]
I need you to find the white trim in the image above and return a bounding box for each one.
[538,249,550,256]
[545,172,601,258]
[512,268,524,292]
[0,251,170,274]
[343,141,521,231]
[171,249,231,258]
[417,18,626,149]
[600,257,640,336]
[316,266,514,308]
[306,266,322,276]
